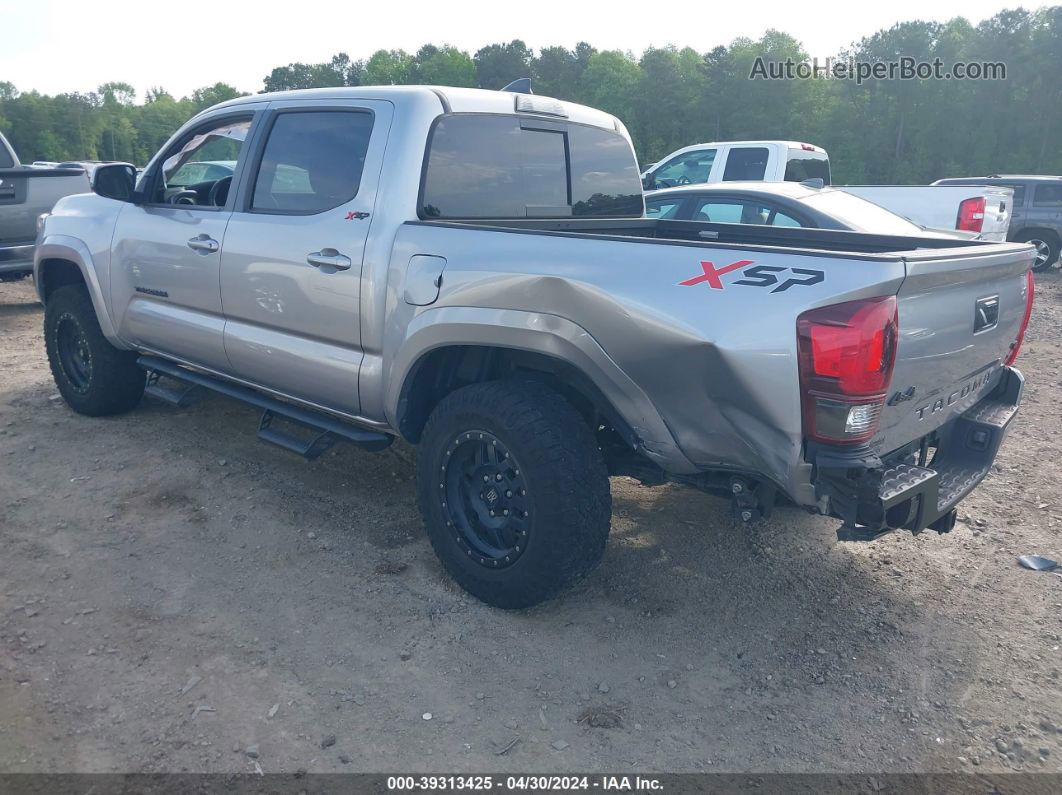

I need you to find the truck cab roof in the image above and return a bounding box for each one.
[206,85,623,132]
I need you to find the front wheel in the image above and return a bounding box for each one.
[416,379,612,609]
[44,284,145,416]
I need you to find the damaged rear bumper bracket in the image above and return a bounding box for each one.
[814,367,1023,542]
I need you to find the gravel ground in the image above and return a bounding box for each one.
[1,273,1060,774]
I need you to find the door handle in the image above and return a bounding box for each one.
[187,235,219,253]
[307,249,352,271]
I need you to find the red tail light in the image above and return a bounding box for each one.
[957,196,986,233]
[797,296,898,445]
[1005,270,1034,366]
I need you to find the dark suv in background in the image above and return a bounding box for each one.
[935,175,1062,271]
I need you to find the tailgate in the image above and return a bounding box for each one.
[875,242,1033,452]
[978,186,1013,242]
[0,167,88,244]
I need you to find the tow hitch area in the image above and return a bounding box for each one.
[816,368,1023,542]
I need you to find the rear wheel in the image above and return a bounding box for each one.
[1014,230,1060,272]
[44,284,145,416]
[416,379,611,609]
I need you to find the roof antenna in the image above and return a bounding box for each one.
[501,78,533,94]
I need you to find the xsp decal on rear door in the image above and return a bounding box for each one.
[679,260,825,293]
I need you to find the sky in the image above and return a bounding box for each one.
[2,0,1024,100]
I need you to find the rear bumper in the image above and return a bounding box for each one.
[813,366,1023,541]
[0,242,35,274]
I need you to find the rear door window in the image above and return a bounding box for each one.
[251,110,374,214]
[691,197,803,226]
[1003,185,1026,205]
[0,142,14,168]
[722,147,769,181]
[420,114,642,218]
[1033,183,1062,207]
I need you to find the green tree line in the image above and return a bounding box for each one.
[2,6,1060,183]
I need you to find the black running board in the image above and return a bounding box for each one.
[144,370,203,407]
[138,355,392,458]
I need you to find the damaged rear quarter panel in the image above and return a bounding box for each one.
[384,222,907,501]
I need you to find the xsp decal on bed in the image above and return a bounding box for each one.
[679,260,825,293]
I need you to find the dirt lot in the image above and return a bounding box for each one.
[1,273,1061,775]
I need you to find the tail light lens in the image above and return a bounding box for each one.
[957,196,986,233]
[1004,270,1034,366]
[797,296,899,445]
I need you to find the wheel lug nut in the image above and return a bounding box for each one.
[502,509,509,516]
[483,475,490,482]
[505,490,512,498]
[489,509,495,516]
[495,473,503,481]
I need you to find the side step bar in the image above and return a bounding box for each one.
[144,370,203,407]
[138,355,392,459]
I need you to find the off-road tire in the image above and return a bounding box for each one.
[44,284,145,416]
[416,379,611,609]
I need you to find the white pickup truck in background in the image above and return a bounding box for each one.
[837,184,1013,242]
[639,138,1012,241]
[640,140,831,189]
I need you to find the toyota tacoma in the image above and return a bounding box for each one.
[34,86,1034,608]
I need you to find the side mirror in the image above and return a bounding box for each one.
[642,172,656,191]
[91,163,137,202]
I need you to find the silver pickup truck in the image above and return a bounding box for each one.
[1,131,90,280]
[34,86,1034,608]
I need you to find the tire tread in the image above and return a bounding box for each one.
[416,379,611,608]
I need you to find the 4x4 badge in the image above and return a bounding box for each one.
[888,387,916,405]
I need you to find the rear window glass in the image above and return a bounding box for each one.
[784,150,831,185]
[645,197,684,219]
[722,147,769,181]
[799,189,924,234]
[691,198,803,227]
[421,114,643,219]
[1006,185,1026,205]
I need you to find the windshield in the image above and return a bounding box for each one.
[800,189,926,234]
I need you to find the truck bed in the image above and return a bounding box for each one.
[431,216,995,256]
[399,216,1032,509]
